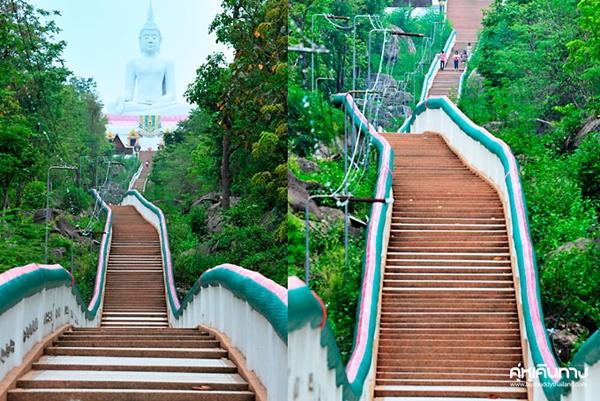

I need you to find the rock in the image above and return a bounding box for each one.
[565,117,600,150]
[176,286,190,301]
[186,192,221,212]
[297,158,320,173]
[230,196,240,207]
[483,121,503,132]
[549,238,595,257]
[383,25,416,62]
[52,247,67,260]
[545,316,590,363]
[206,203,224,234]
[288,169,322,218]
[97,183,126,205]
[32,209,60,224]
[551,328,579,361]
[56,216,83,241]
[360,74,415,128]
[320,206,344,222]
[313,142,333,159]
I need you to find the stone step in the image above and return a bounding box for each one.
[7,388,254,401]
[45,346,227,359]
[33,356,237,373]
[374,385,526,399]
[16,370,248,391]
[377,131,524,399]
[54,340,218,348]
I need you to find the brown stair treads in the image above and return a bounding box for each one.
[8,206,255,401]
[131,150,155,192]
[374,133,526,401]
[428,0,494,98]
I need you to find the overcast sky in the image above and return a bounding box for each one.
[29,0,232,111]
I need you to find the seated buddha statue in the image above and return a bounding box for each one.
[109,4,179,115]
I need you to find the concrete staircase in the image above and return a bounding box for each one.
[102,205,168,328]
[429,69,464,97]
[8,206,255,401]
[373,133,526,400]
[131,150,154,192]
[428,0,493,97]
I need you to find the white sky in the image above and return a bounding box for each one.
[29,0,233,111]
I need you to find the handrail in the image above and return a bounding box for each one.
[87,189,112,315]
[559,329,600,398]
[398,96,599,401]
[128,162,143,190]
[1,189,112,321]
[0,262,100,380]
[289,92,393,399]
[457,41,480,101]
[289,277,358,400]
[0,264,84,316]
[121,190,288,342]
[456,62,469,100]
[419,29,456,103]
[180,263,288,343]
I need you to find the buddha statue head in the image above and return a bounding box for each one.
[139,3,162,55]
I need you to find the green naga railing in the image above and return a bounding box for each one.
[121,189,287,343]
[87,189,112,316]
[420,29,456,103]
[0,265,87,319]
[0,189,112,321]
[290,92,394,400]
[399,96,599,401]
[178,263,287,343]
[0,189,113,379]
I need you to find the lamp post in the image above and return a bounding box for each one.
[367,29,425,89]
[79,155,102,190]
[304,193,388,285]
[352,15,380,93]
[316,77,335,94]
[310,13,350,92]
[439,0,447,20]
[45,165,78,263]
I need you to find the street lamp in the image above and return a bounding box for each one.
[352,15,380,92]
[310,13,350,92]
[439,0,447,19]
[367,29,424,89]
[79,155,103,189]
[316,77,335,94]
[45,165,78,263]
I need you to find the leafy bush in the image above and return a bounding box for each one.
[458,0,600,343]
[58,185,90,214]
[21,181,46,210]
[189,206,208,238]
[541,245,600,330]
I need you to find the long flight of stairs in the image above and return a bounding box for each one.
[428,0,493,97]
[131,150,154,192]
[8,206,255,400]
[101,205,168,328]
[373,133,527,400]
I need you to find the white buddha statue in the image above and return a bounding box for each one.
[109,4,179,115]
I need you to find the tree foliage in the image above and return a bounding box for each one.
[0,1,109,209]
[148,0,287,286]
[0,1,123,307]
[459,0,600,336]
